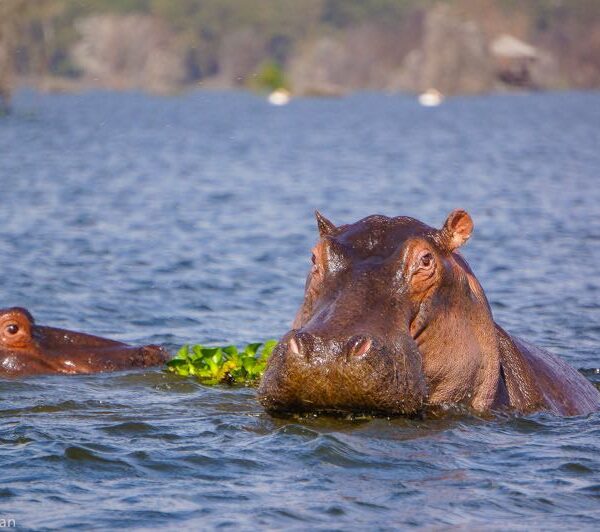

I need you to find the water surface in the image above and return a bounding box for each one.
[1,89,599,529]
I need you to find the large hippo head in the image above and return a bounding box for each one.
[258,210,503,416]
[0,307,169,376]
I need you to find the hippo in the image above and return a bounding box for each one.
[258,210,600,417]
[0,307,169,376]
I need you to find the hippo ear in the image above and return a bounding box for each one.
[440,209,473,251]
[315,211,336,238]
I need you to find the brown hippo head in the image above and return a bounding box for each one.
[258,209,504,416]
[0,307,169,377]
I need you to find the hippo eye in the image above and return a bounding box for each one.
[311,254,319,274]
[6,324,19,335]
[419,252,434,269]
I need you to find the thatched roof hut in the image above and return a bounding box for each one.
[491,34,538,60]
[491,34,539,87]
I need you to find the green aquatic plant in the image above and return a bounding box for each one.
[166,340,278,385]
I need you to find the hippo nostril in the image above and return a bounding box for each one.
[141,345,169,366]
[289,337,301,356]
[346,336,373,361]
[288,332,314,362]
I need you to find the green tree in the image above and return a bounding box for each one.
[252,60,290,91]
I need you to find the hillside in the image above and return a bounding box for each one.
[1,0,600,107]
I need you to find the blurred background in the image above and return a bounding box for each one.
[2,0,600,108]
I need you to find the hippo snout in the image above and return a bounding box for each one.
[286,331,375,363]
[258,330,427,416]
[138,345,170,366]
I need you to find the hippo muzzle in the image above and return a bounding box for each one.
[258,328,427,416]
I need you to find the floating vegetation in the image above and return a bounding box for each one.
[166,340,278,385]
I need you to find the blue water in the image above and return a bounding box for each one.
[1,89,599,530]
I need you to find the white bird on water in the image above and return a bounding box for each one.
[418,88,444,107]
[268,89,291,106]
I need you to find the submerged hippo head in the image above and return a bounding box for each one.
[0,307,169,376]
[258,209,504,416]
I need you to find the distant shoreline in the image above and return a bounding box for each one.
[15,77,599,101]
[3,1,600,114]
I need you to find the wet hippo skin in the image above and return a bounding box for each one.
[258,210,600,417]
[0,307,169,376]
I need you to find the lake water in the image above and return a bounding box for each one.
[1,89,599,530]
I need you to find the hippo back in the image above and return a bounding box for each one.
[496,325,599,416]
